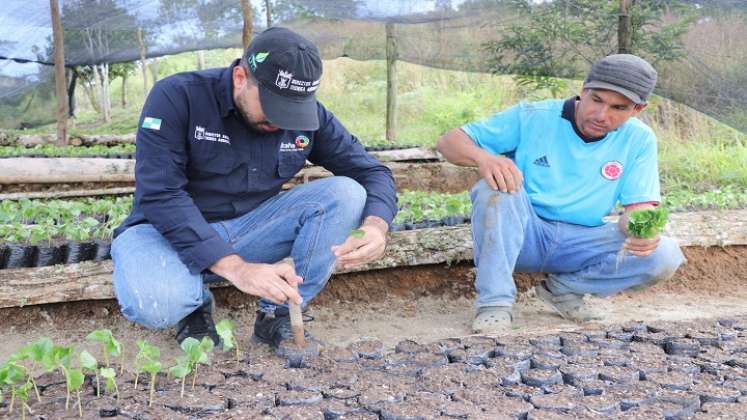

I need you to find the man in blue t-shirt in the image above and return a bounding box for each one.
[437,54,685,333]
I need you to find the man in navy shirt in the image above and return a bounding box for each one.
[112,27,397,351]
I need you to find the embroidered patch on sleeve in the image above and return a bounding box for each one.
[142,117,162,130]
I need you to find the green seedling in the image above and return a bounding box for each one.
[169,337,214,398]
[616,207,670,270]
[100,367,119,402]
[66,368,85,418]
[86,329,124,373]
[79,350,100,397]
[216,319,241,366]
[133,340,161,406]
[350,228,366,239]
[11,337,53,402]
[1,361,32,418]
[627,207,669,239]
[47,345,77,411]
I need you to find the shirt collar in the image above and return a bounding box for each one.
[217,59,240,118]
[561,96,606,143]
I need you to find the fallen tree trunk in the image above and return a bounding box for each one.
[2,159,477,192]
[1,209,745,308]
[0,158,135,184]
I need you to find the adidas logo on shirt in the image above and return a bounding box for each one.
[533,155,550,167]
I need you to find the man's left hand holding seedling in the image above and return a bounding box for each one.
[332,216,389,269]
[620,204,663,257]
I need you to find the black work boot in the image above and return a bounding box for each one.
[175,293,220,346]
[253,307,315,350]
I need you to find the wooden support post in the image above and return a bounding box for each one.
[265,0,273,28]
[137,28,148,98]
[241,0,253,50]
[618,0,632,54]
[197,50,205,70]
[50,0,68,146]
[385,23,398,142]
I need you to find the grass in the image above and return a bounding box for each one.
[2,48,746,201]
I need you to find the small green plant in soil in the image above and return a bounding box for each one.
[100,367,120,402]
[66,368,85,417]
[133,340,161,406]
[45,344,76,411]
[79,350,100,397]
[86,329,124,373]
[216,319,241,366]
[12,337,53,402]
[169,337,214,398]
[0,361,33,419]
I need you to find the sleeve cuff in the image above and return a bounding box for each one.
[362,201,396,227]
[184,236,236,275]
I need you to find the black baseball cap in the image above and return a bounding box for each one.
[244,27,323,131]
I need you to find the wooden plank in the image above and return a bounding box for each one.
[0,158,135,184]
[1,209,746,309]
[368,147,441,162]
[0,187,135,201]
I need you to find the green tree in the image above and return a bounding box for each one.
[483,0,695,95]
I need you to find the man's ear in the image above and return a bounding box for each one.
[233,64,248,89]
[634,103,648,113]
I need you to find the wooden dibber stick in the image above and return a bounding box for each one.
[283,258,306,347]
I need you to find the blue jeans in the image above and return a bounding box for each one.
[470,180,686,309]
[111,176,366,330]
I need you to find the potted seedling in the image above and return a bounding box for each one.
[1,224,34,268]
[100,367,120,402]
[64,217,100,264]
[169,337,214,398]
[66,368,85,417]
[30,224,64,267]
[133,339,161,406]
[79,350,100,397]
[216,319,241,366]
[86,329,124,374]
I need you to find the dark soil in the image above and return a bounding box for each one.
[16,316,747,418]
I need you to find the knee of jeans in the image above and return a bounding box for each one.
[121,296,196,330]
[648,237,686,281]
[470,179,521,210]
[326,176,367,216]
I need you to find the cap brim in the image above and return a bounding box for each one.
[258,85,319,131]
[583,81,644,104]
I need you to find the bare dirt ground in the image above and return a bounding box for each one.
[0,246,744,365]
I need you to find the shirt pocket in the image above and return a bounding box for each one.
[277,152,307,178]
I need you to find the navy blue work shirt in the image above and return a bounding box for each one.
[114,60,397,275]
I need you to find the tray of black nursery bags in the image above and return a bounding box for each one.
[0,238,112,269]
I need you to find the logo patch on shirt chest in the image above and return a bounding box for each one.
[601,161,623,180]
[193,125,231,144]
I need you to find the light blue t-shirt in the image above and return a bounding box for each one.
[462,98,661,227]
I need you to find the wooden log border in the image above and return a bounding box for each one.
[0,209,745,309]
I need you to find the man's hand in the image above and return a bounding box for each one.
[624,234,660,257]
[331,216,388,270]
[619,203,660,257]
[210,255,303,305]
[475,153,523,193]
